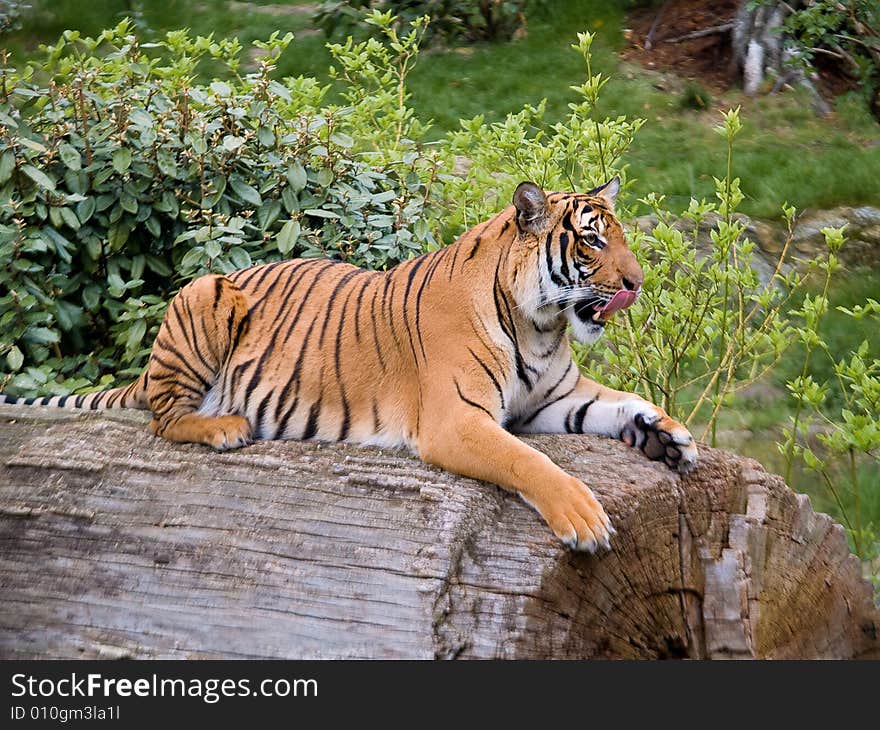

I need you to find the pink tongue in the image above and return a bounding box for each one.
[600,289,638,315]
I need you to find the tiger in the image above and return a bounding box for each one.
[1,177,697,552]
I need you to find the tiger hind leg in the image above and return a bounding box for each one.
[146,274,252,451]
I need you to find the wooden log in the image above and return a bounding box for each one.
[0,404,877,659]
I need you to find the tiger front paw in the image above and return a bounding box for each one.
[208,415,252,451]
[538,479,615,553]
[621,409,698,474]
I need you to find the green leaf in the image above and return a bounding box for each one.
[258,126,275,148]
[145,254,172,277]
[120,193,138,215]
[54,300,83,331]
[281,186,299,213]
[0,150,15,184]
[157,151,178,178]
[229,175,262,206]
[316,168,333,187]
[229,247,252,270]
[6,346,24,372]
[82,285,102,311]
[277,219,301,254]
[330,132,354,148]
[76,197,96,224]
[130,108,153,127]
[257,200,282,231]
[305,208,340,219]
[210,80,232,97]
[25,327,60,345]
[112,147,132,173]
[145,215,161,238]
[130,254,146,280]
[372,190,397,204]
[286,162,307,192]
[18,137,47,153]
[58,142,82,171]
[205,240,222,259]
[22,165,56,191]
[126,318,147,354]
[59,206,81,231]
[222,135,245,152]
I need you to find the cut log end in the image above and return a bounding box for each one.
[0,405,877,659]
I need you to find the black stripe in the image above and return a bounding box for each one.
[467,346,506,409]
[334,276,362,441]
[154,338,212,389]
[352,273,372,343]
[246,260,301,316]
[227,356,258,400]
[175,299,216,374]
[302,395,322,440]
[454,379,493,420]
[492,255,535,389]
[212,277,224,311]
[464,235,481,262]
[277,260,337,349]
[274,316,319,438]
[447,241,462,281]
[254,390,273,439]
[368,282,386,372]
[520,364,577,427]
[247,260,287,293]
[412,250,446,362]
[372,399,381,433]
[545,232,565,288]
[400,254,430,365]
[558,231,572,284]
[567,398,595,433]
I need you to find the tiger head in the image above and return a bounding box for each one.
[512,177,644,344]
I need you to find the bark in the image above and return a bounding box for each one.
[0,405,877,660]
[731,0,832,114]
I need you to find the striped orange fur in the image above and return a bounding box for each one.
[2,178,698,551]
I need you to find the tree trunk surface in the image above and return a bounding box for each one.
[0,405,877,659]
[731,0,831,114]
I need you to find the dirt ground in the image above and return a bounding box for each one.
[622,0,739,92]
[621,0,857,102]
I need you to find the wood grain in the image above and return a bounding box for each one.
[0,404,876,659]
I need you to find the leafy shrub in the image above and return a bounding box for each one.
[781,227,880,565]
[780,0,880,118]
[439,32,644,236]
[0,1,28,35]
[314,0,528,44]
[0,21,435,396]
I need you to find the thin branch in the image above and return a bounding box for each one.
[645,0,672,51]
[664,23,734,45]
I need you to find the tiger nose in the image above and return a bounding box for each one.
[622,273,643,291]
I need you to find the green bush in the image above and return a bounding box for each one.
[314,0,529,44]
[0,20,436,396]
[780,0,880,119]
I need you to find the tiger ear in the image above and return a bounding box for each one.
[587,176,620,208]
[513,181,549,233]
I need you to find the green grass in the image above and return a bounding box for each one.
[5,0,879,219]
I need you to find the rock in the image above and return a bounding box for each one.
[0,405,877,659]
[631,205,880,276]
[791,206,880,267]
[632,211,783,285]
